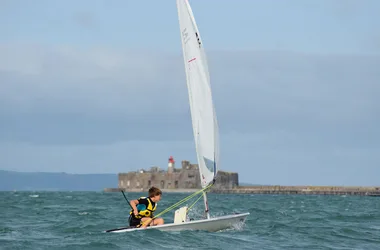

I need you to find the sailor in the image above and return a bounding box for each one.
[129,186,164,228]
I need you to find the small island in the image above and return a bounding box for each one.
[104,156,380,197]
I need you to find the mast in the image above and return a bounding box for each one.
[203,191,210,219]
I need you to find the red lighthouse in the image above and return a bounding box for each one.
[168,156,175,173]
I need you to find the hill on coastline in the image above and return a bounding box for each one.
[0,170,117,191]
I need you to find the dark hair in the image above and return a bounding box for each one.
[148,186,162,197]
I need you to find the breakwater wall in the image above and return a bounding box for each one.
[210,185,380,196]
[104,185,380,196]
[104,188,196,193]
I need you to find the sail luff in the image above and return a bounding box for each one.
[176,0,219,189]
[176,0,204,182]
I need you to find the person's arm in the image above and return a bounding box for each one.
[129,199,139,216]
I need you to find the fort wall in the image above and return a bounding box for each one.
[117,160,238,191]
[103,158,380,197]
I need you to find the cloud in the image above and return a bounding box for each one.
[0,44,187,116]
[0,44,379,185]
[0,45,379,145]
[0,44,192,144]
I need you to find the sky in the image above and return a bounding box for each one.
[0,0,379,186]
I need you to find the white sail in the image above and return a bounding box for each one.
[176,0,219,188]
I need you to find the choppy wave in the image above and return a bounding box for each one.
[0,192,379,249]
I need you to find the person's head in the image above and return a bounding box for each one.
[148,186,162,202]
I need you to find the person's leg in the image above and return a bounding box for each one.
[140,217,164,227]
[152,217,164,226]
[129,216,141,227]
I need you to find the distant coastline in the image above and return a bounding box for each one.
[104,185,380,197]
[1,170,379,196]
[0,170,117,191]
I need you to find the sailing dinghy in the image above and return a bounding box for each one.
[105,0,249,233]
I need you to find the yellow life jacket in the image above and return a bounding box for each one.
[130,197,157,219]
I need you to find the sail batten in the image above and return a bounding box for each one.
[177,0,219,188]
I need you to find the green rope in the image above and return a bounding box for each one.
[154,182,212,218]
[186,192,204,212]
[139,182,213,227]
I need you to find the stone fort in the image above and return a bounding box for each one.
[118,156,239,191]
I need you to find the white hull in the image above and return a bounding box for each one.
[105,212,249,233]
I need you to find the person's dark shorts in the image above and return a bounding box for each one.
[128,215,141,227]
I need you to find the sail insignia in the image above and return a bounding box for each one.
[203,156,215,175]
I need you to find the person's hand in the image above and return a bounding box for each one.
[134,209,138,216]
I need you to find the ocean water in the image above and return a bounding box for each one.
[1,191,379,250]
